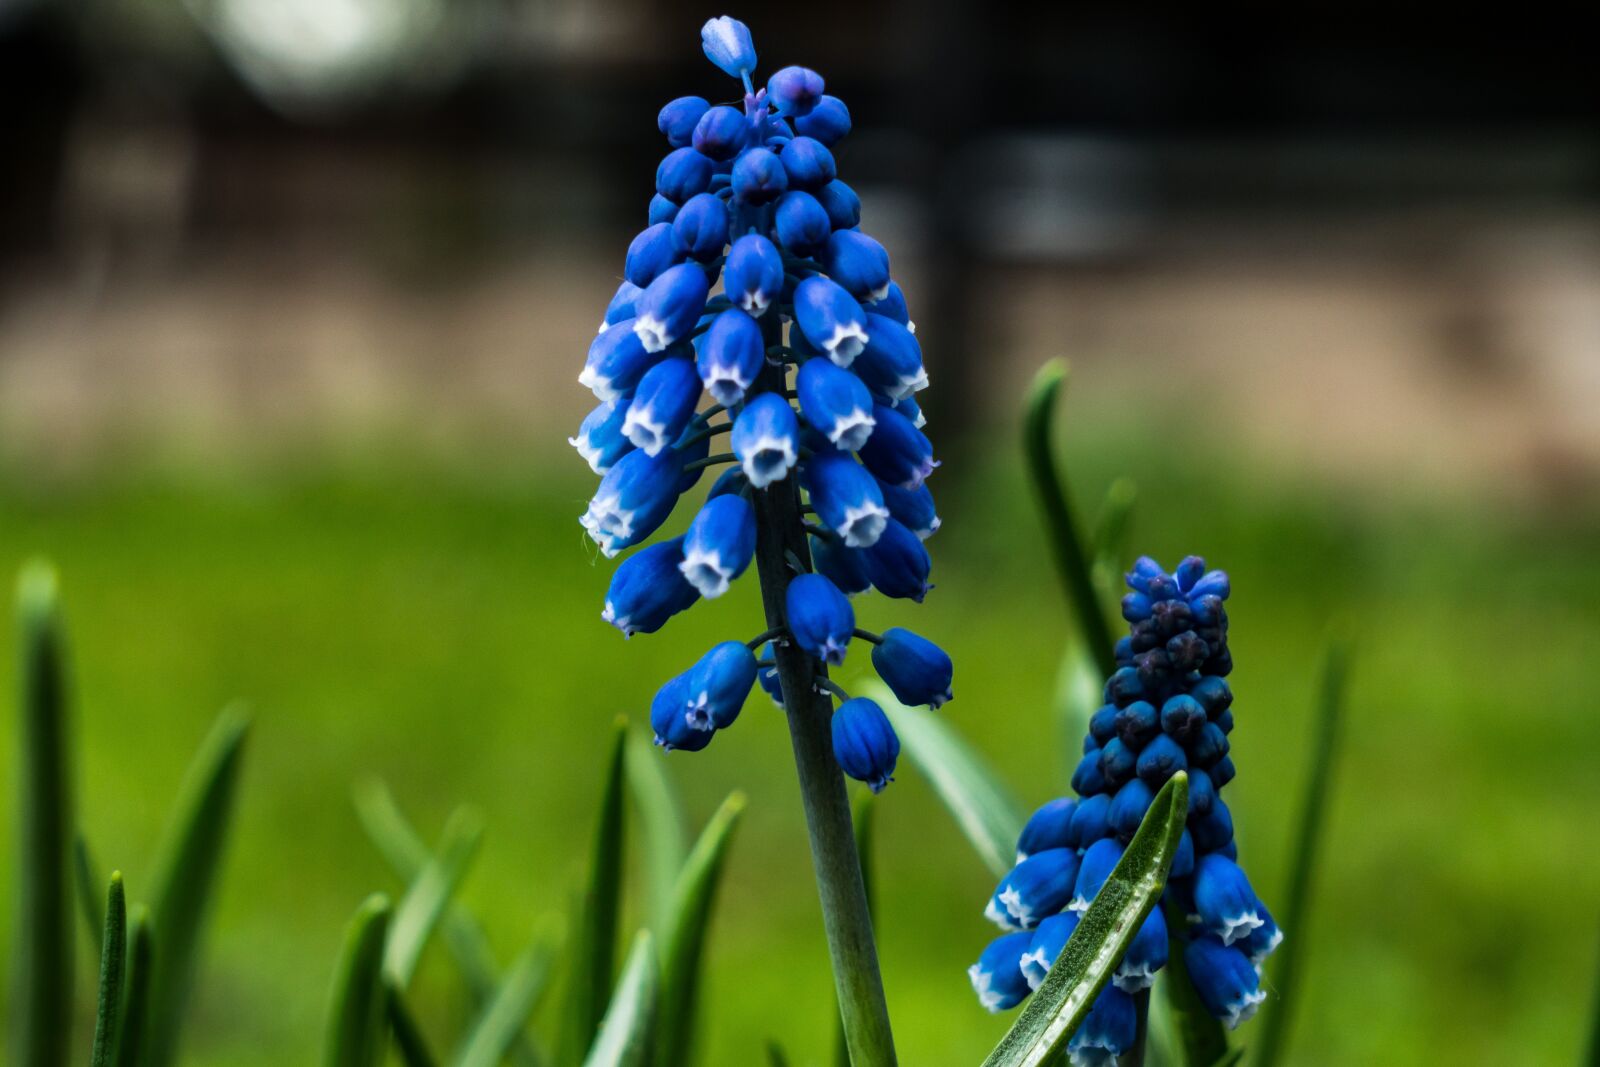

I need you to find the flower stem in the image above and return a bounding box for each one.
[748,323,897,1067]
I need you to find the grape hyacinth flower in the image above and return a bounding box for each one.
[570,19,952,1061]
[967,556,1281,1060]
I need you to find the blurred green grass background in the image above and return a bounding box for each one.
[2,408,1597,1066]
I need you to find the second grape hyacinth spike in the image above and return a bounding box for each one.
[968,555,1281,1066]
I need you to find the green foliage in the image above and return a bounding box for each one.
[1022,360,1117,676]
[90,872,127,1067]
[628,726,690,934]
[582,932,659,1067]
[875,683,1024,879]
[7,560,74,1067]
[353,779,543,1067]
[323,893,393,1067]
[982,774,1189,1067]
[115,907,155,1067]
[1252,638,1352,1067]
[454,936,559,1067]
[560,719,631,1065]
[116,908,156,1067]
[142,704,251,1067]
[387,986,441,1067]
[385,806,485,986]
[656,791,748,1067]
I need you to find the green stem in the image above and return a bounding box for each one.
[748,326,897,1067]
[1021,360,1118,679]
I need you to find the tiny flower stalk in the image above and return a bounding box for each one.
[572,17,958,1066]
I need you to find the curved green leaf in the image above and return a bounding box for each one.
[8,560,73,1067]
[560,719,630,1065]
[142,703,250,1067]
[1251,638,1352,1067]
[115,906,154,1067]
[983,773,1189,1067]
[454,931,559,1067]
[323,894,393,1067]
[1021,360,1117,678]
[387,984,441,1067]
[90,872,128,1067]
[627,725,689,933]
[582,932,659,1067]
[657,791,747,1067]
[1089,478,1137,600]
[873,684,1024,879]
[385,806,485,986]
[353,780,544,1067]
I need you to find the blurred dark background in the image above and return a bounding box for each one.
[3,0,1598,481]
[2,2,1598,1065]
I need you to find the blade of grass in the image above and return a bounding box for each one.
[559,719,630,1065]
[323,894,392,1067]
[982,773,1189,1067]
[454,931,559,1067]
[656,791,748,1067]
[385,806,486,986]
[90,872,128,1067]
[1159,910,1230,1067]
[1251,638,1352,1067]
[1021,360,1117,678]
[874,685,1024,879]
[141,703,250,1067]
[835,793,878,1067]
[7,561,73,1067]
[353,781,545,1067]
[76,833,105,961]
[115,906,155,1067]
[1208,1050,1244,1067]
[627,725,689,933]
[581,932,659,1067]
[766,1041,792,1067]
[1089,477,1138,600]
[388,984,442,1067]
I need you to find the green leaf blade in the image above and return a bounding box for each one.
[90,872,129,1067]
[656,791,748,1067]
[323,893,393,1067]
[142,704,251,1067]
[387,985,442,1067]
[983,773,1189,1067]
[1021,360,1117,678]
[385,805,486,987]
[454,934,559,1067]
[873,684,1024,879]
[581,932,659,1067]
[354,781,544,1067]
[115,906,155,1067]
[627,725,689,934]
[7,560,74,1067]
[559,720,630,1065]
[1251,638,1353,1067]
